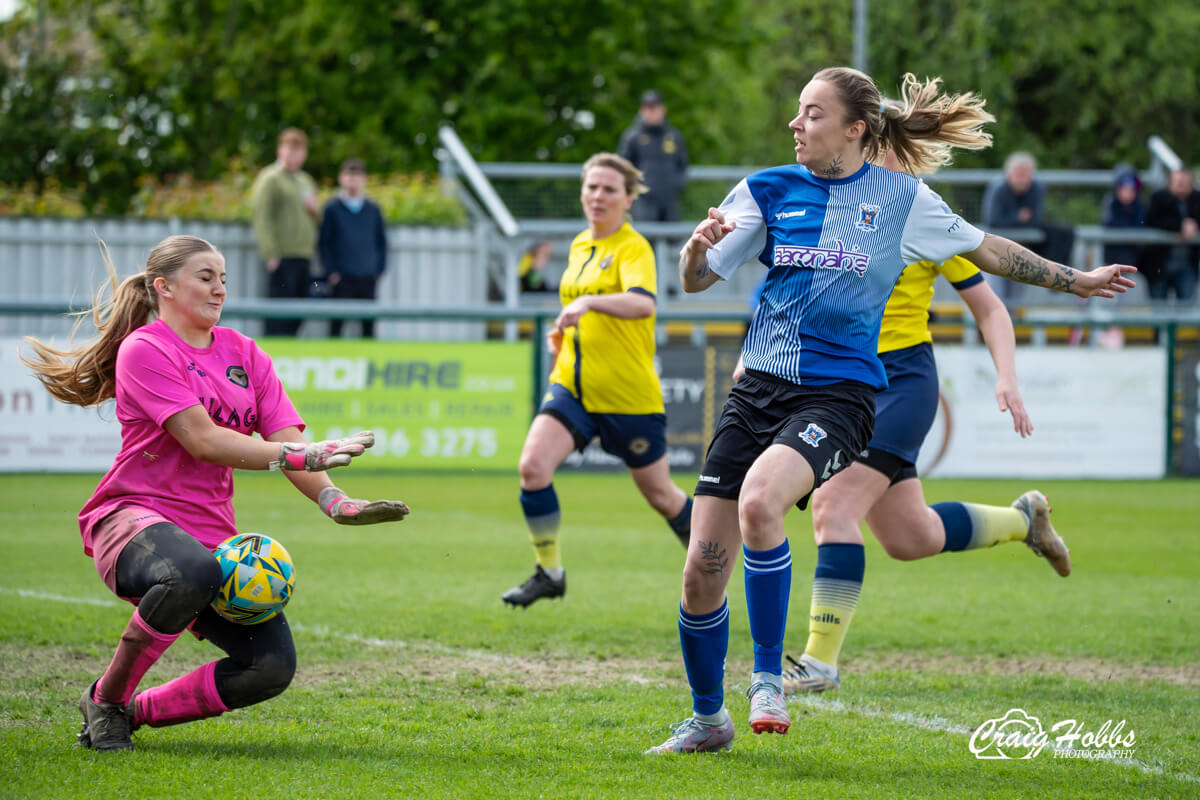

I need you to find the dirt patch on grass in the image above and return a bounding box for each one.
[295,641,681,692]
[294,637,1200,693]
[3,640,1194,704]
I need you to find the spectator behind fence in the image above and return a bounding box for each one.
[319,158,388,338]
[981,151,1075,304]
[1142,167,1200,302]
[1101,167,1146,268]
[518,239,555,293]
[618,89,689,222]
[250,128,320,336]
[1071,166,1147,347]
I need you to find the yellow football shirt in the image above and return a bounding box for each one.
[549,223,663,414]
[878,255,984,354]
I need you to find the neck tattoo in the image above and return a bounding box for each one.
[818,156,845,178]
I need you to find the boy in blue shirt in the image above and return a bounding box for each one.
[319,158,388,338]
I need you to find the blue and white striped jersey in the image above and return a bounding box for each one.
[706,162,984,389]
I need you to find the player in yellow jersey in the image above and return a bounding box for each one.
[781,150,1072,692]
[502,153,693,608]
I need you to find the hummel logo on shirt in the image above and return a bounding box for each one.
[775,210,807,220]
[698,474,721,484]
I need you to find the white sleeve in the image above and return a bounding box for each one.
[679,179,768,280]
[900,182,985,266]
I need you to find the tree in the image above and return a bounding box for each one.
[6,0,1199,217]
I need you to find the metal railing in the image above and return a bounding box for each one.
[474,161,1153,188]
[439,131,1195,313]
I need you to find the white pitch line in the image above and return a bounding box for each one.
[0,586,122,608]
[290,621,514,664]
[0,586,514,664]
[4,585,1196,785]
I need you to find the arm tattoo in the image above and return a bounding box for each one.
[817,156,844,178]
[1049,268,1076,292]
[996,245,1051,286]
[698,539,729,576]
[993,242,1078,292]
[680,252,711,288]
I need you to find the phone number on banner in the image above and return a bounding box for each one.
[323,426,499,459]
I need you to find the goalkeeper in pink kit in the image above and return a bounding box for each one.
[23,234,409,752]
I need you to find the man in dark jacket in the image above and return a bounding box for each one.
[319,158,389,337]
[980,151,1075,306]
[618,90,689,222]
[1142,167,1200,302]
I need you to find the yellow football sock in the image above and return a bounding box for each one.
[531,532,561,571]
[520,485,562,570]
[804,577,861,669]
[963,504,1028,549]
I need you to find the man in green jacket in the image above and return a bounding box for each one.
[250,128,320,336]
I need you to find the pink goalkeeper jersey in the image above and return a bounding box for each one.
[78,318,304,555]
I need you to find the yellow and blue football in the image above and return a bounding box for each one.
[211,533,295,625]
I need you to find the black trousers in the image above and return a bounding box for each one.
[330,276,380,338]
[265,257,311,336]
[632,195,681,223]
[116,523,297,709]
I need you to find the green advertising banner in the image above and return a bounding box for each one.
[260,340,532,470]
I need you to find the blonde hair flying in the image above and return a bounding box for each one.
[21,235,219,408]
[815,68,994,175]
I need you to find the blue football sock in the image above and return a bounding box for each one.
[666,496,692,544]
[678,600,729,716]
[933,501,973,552]
[743,539,792,676]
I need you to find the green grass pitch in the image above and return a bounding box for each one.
[0,472,1196,799]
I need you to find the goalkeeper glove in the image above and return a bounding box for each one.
[319,486,411,525]
[270,431,374,471]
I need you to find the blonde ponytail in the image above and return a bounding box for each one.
[21,235,218,407]
[815,68,994,175]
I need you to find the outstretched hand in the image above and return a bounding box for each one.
[273,431,375,471]
[1073,264,1137,299]
[995,378,1033,438]
[319,486,410,525]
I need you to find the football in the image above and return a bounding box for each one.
[210,533,296,625]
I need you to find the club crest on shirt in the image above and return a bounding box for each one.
[855,203,881,232]
[598,255,614,271]
[799,423,827,448]
[226,365,249,388]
